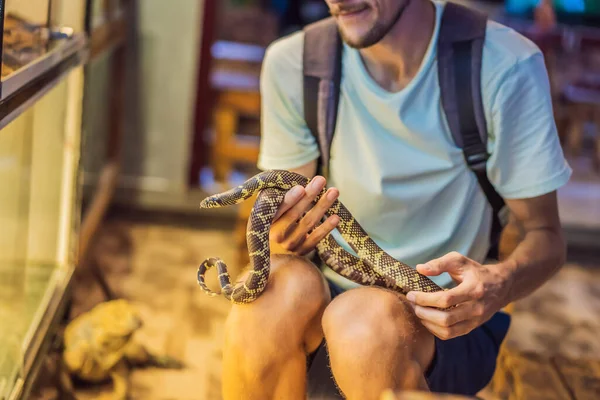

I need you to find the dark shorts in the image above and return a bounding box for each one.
[306,279,511,398]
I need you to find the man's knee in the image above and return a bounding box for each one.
[225,254,330,352]
[262,254,331,312]
[322,287,434,369]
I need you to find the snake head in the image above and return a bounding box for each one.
[200,196,220,208]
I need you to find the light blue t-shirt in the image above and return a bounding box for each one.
[257,0,572,289]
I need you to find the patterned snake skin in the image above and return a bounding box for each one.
[197,170,443,304]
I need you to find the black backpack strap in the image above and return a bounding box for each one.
[437,2,507,258]
[302,17,343,178]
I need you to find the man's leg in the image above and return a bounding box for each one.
[317,286,511,400]
[321,287,435,400]
[221,254,331,400]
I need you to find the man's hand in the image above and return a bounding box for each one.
[270,175,340,256]
[405,252,512,340]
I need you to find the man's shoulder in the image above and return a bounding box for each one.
[479,19,547,104]
[481,19,545,84]
[262,29,305,76]
[483,19,542,64]
[259,30,307,122]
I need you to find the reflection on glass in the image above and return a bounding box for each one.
[2,14,49,78]
[2,0,51,79]
[1,0,82,82]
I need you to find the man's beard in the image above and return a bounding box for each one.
[338,0,411,49]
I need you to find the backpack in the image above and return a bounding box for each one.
[301,2,508,259]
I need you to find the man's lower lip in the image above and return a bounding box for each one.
[338,8,368,19]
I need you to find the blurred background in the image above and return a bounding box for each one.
[0,0,599,399]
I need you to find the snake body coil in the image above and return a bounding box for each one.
[197,170,443,304]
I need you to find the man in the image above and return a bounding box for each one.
[221,0,572,398]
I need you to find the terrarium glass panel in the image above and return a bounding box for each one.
[0,69,82,399]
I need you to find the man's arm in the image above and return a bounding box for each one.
[256,34,340,257]
[405,191,565,340]
[496,191,566,304]
[405,50,571,340]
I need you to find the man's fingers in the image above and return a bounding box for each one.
[416,251,468,276]
[297,215,340,254]
[282,232,308,253]
[275,176,326,225]
[406,290,469,309]
[419,319,475,341]
[292,187,338,241]
[273,185,306,221]
[413,301,482,328]
[300,188,339,229]
[269,175,340,254]
[277,179,333,247]
[407,281,475,309]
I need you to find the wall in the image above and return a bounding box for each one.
[82,0,205,208]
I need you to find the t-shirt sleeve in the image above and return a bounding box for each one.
[486,52,572,199]
[257,34,320,171]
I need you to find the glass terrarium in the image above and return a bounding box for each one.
[0,0,87,398]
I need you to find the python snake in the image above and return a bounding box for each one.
[197,170,443,304]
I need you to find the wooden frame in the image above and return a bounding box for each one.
[188,0,218,186]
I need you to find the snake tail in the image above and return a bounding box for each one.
[197,257,234,297]
[198,187,285,304]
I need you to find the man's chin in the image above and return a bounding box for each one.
[337,1,410,49]
[338,28,384,49]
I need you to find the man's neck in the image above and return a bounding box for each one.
[358,0,436,93]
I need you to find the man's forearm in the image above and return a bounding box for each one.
[494,227,566,305]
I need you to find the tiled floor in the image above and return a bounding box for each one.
[484,263,600,400]
[69,222,236,400]
[26,212,600,400]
